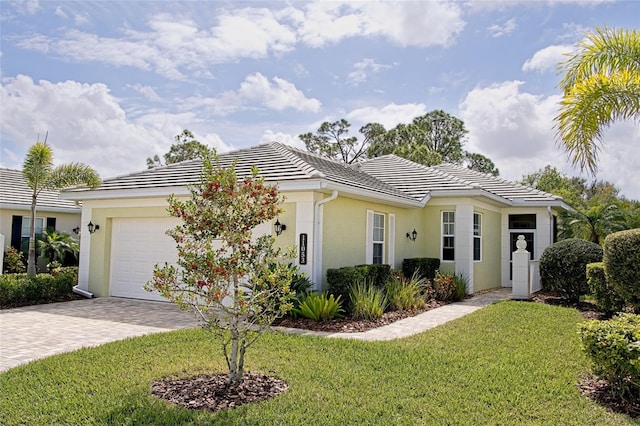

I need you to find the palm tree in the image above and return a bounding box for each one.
[560,203,627,245]
[23,141,100,277]
[37,230,80,265]
[555,27,640,173]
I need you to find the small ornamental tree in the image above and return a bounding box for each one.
[145,153,295,387]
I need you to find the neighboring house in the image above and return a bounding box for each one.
[61,142,570,301]
[0,168,81,266]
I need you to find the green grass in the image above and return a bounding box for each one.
[0,302,634,425]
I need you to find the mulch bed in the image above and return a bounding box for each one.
[151,372,288,413]
[272,299,446,333]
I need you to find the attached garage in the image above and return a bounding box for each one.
[109,217,180,301]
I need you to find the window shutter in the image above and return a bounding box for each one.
[365,209,373,263]
[11,216,22,250]
[388,213,395,267]
[46,217,56,232]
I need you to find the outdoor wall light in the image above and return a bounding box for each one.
[72,226,80,235]
[87,221,100,234]
[406,229,418,241]
[274,219,286,236]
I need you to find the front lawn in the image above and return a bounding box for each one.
[0,302,634,425]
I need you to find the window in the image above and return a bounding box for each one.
[372,213,385,264]
[20,216,44,252]
[473,213,482,262]
[442,211,455,261]
[508,214,536,229]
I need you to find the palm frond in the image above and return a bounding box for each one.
[47,163,101,190]
[22,142,54,192]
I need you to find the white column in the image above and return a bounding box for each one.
[77,206,92,292]
[455,203,474,294]
[512,235,530,300]
[295,200,315,282]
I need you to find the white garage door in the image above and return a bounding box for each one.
[110,217,181,301]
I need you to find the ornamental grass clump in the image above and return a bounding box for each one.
[145,152,295,387]
[384,271,427,311]
[293,292,344,321]
[350,279,387,320]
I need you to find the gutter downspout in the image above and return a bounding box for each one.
[72,285,93,298]
[547,206,554,246]
[313,190,339,290]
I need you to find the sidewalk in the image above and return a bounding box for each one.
[274,287,512,341]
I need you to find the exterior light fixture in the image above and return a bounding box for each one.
[406,229,418,241]
[72,226,80,235]
[87,221,100,234]
[274,219,286,236]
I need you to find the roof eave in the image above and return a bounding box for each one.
[0,202,81,213]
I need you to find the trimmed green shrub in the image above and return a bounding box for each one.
[540,238,603,303]
[0,267,78,309]
[587,262,624,316]
[385,271,427,311]
[579,313,640,400]
[604,228,640,310]
[326,264,390,307]
[433,271,456,301]
[402,258,440,281]
[327,266,367,304]
[293,292,344,321]
[350,279,387,320]
[3,246,26,274]
[355,264,391,288]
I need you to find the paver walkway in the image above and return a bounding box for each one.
[276,288,512,341]
[0,288,512,372]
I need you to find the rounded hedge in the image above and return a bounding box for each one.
[604,228,640,309]
[540,238,603,302]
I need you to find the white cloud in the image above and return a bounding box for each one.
[0,75,230,178]
[181,73,321,115]
[522,44,573,73]
[466,0,612,12]
[15,3,464,79]
[295,1,465,48]
[260,130,305,150]
[459,80,564,181]
[74,12,90,26]
[127,84,162,102]
[346,103,428,129]
[458,80,640,200]
[487,18,517,37]
[13,0,40,15]
[17,10,297,80]
[54,6,67,18]
[347,58,392,86]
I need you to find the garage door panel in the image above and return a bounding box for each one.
[110,218,181,301]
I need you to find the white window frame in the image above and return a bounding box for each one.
[21,216,44,238]
[441,211,455,262]
[366,210,388,265]
[473,212,482,262]
[372,212,385,265]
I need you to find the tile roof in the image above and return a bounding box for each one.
[64,143,413,202]
[431,163,563,203]
[63,142,565,207]
[0,168,80,212]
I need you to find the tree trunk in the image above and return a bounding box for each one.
[27,192,38,277]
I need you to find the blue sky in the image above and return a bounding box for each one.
[1,0,639,199]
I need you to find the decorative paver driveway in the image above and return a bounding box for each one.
[0,298,200,372]
[0,288,513,373]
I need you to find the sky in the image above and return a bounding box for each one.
[1,0,639,200]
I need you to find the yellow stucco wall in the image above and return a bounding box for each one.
[83,199,299,297]
[473,208,502,292]
[1,208,80,245]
